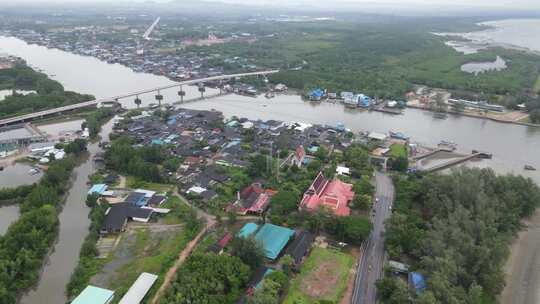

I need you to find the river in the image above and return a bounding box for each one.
[0,34,539,303]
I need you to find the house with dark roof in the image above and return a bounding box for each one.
[284,230,315,269]
[124,192,147,207]
[100,203,153,235]
[299,172,355,216]
[147,195,167,207]
[231,183,276,215]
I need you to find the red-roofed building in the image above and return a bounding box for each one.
[208,232,232,255]
[299,172,354,216]
[231,183,277,215]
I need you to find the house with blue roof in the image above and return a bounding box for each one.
[308,89,325,101]
[88,184,108,196]
[238,223,259,238]
[356,94,372,108]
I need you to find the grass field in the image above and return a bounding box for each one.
[389,143,408,159]
[95,227,194,303]
[284,247,355,304]
[125,176,175,192]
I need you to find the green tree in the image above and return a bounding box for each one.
[249,279,281,304]
[231,236,265,270]
[64,139,88,155]
[162,253,250,304]
[530,109,540,123]
[280,254,295,275]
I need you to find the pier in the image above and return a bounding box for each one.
[419,152,492,173]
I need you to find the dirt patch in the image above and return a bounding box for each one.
[300,260,341,298]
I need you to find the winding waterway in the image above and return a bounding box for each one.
[0,34,539,303]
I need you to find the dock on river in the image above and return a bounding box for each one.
[418,151,492,173]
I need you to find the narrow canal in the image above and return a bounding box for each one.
[19,120,112,304]
[0,35,539,303]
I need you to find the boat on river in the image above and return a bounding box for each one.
[524,165,537,171]
[389,131,409,140]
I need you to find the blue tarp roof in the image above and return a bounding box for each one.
[410,272,426,294]
[309,89,324,98]
[238,223,259,238]
[151,139,164,145]
[255,223,295,260]
[88,184,107,195]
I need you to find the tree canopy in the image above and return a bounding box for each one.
[383,168,540,303]
[163,253,251,304]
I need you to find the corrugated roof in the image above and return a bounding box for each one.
[118,272,158,304]
[255,223,294,260]
[72,285,114,304]
[88,184,107,195]
[238,223,258,238]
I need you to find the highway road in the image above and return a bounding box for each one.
[352,171,395,304]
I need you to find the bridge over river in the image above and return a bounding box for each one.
[0,69,279,127]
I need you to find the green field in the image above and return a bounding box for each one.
[284,247,355,304]
[389,143,408,159]
[126,176,175,192]
[96,227,194,303]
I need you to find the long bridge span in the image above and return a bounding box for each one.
[0,69,279,127]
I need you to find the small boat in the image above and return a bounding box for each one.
[389,131,409,140]
[433,112,448,119]
[524,165,536,171]
[265,92,275,99]
[0,166,4,171]
[28,168,40,175]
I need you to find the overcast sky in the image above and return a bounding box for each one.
[10,0,540,12]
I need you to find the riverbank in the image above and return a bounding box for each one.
[406,103,539,127]
[0,34,538,303]
[501,209,540,304]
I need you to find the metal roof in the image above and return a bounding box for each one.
[255,223,295,260]
[118,272,159,304]
[72,285,114,304]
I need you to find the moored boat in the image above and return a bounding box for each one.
[524,165,536,171]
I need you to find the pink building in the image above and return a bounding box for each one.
[299,172,354,216]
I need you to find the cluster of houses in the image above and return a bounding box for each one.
[88,185,169,235]
[307,88,374,108]
[10,25,262,82]
[206,222,316,300]
[120,108,359,216]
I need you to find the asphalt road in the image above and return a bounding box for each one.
[352,171,395,304]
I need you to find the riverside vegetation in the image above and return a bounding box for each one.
[378,168,540,304]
